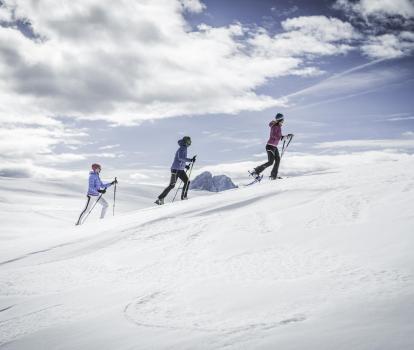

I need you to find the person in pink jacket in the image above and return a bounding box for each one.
[252,113,289,180]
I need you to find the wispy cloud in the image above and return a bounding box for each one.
[314,139,414,150]
[99,144,120,150]
[286,66,407,111]
[386,115,414,121]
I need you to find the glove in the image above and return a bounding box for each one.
[185,165,190,170]
[287,133,293,137]
[111,179,118,185]
[98,188,106,194]
[191,155,197,163]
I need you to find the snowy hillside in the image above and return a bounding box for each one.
[1,153,414,349]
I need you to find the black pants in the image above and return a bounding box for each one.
[158,170,190,200]
[254,144,280,178]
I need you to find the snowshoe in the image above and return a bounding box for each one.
[248,170,262,181]
[246,171,263,186]
[155,198,164,205]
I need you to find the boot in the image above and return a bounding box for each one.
[155,198,164,205]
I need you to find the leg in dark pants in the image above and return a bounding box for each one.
[255,145,276,175]
[158,171,178,200]
[270,147,280,178]
[177,170,190,199]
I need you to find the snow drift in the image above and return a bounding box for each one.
[0,152,413,350]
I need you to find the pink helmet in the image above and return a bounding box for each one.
[91,163,101,171]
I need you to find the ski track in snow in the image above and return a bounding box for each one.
[0,160,414,349]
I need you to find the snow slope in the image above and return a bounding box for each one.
[1,154,414,349]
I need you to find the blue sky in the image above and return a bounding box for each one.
[0,0,413,180]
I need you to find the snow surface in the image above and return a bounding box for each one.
[1,152,414,349]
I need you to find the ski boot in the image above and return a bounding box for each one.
[155,198,164,205]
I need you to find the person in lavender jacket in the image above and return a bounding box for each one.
[252,113,291,180]
[76,163,117,225]
[155,136,196,205]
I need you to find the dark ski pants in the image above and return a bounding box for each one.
[158,169,190,200]
[255,144,280,178]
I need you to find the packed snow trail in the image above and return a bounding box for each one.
[0,158,414,349]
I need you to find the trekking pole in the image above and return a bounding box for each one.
[281,134,294,158]
[113,177,117,216]
[81,193,103,225]
[182,161,195,199]
[172,179,182,203]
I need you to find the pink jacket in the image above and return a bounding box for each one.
[267,121,282,146]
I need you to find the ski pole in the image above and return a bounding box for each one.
[281,134,294,158]
[81,193,103,225]
[183,162,194,200]
[172,169,188,203]
[172,180,182,203]
[113,177,117,216]
[182,161,195,197]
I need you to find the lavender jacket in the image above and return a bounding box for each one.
[267,121,282,147]
[88,171,111,196]
[171,139,192,171]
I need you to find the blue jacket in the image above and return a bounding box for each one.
[88,171,111,196]
[171,139,192,171]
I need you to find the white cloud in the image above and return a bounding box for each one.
[0,4,12,21]
[387,116,414,121]
[99,144,120,150]
[129,172,150,180]
[0,121,88,178]
[282,16,358,42]
[314,139,414,150]
[271,5,299,18]
[249,16,359,59]
[334,0,414,20]
[334,0,414,60]
[0,0,290,126]
[0,160,84,179]
[0,124,87,159]
[0,1,364,126]
[179,0,206,13]
[361,32,414,59]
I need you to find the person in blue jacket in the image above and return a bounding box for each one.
[76,163,117,225]
[155,136,196,205]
